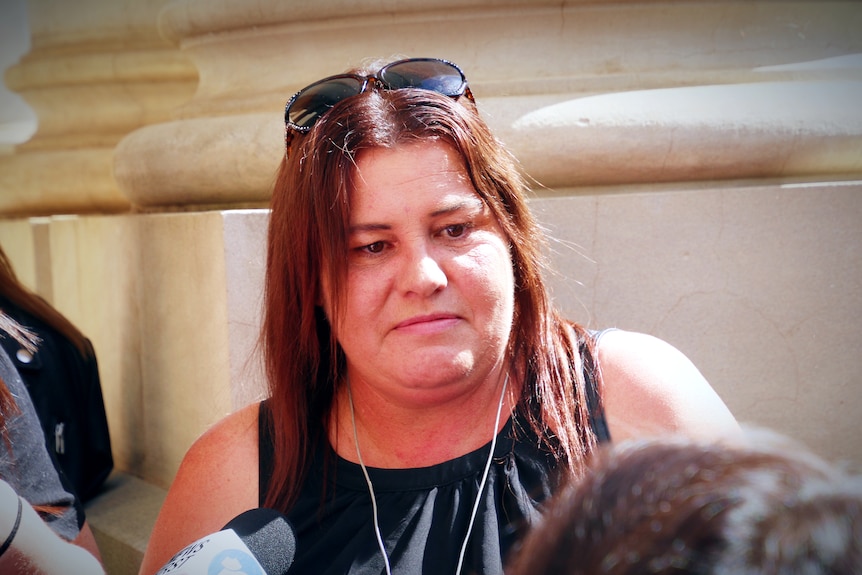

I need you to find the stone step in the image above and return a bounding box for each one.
[85,472,166,575]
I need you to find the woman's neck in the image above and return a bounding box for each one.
[329,373,517,469]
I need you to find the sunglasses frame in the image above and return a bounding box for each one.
[283,57,474,151]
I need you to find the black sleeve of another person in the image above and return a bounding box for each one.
[0,297,113,503]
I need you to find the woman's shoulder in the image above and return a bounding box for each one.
[138,401,262,575]
[182,401,261,469]
[595,329,740,442]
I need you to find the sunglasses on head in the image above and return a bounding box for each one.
[283,57,474,150]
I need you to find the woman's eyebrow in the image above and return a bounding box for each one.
[348,197,485,233]
[348,222,391,234]
[430,197,484,218]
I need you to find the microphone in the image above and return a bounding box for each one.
[0,478,105,574]
[155,508,295,575]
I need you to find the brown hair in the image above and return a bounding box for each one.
[1,310,36,445]
[262,63,601,512]
[508,433,862,575]
[0,246,91,357]
[0,380,21,452]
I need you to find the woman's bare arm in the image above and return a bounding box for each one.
[598,329,741,443]
[137,402,261,575]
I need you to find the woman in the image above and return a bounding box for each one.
[139,57,739,574]
[0,245,113,503]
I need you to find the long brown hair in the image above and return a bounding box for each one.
[1,311,36,452]
[262,65,601,512]
[0,316,39,436]
[0,246,91,357]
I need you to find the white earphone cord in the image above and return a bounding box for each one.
[348,374,509,575]
[348,383,393,575]
[455,372,508,575]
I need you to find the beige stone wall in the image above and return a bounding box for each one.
[1,0,860,493]
[533,182,862,461]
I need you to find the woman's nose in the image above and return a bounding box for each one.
[398,245,447,296]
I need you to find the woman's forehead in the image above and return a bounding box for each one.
[352,141,468,181]
[348,143,477,210]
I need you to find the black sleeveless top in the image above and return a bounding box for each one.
[258,376,610,574]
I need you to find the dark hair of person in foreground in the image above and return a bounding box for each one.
[508,430,862,575]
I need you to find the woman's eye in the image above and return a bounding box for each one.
[363,241,385,254]
[444,223,468,238]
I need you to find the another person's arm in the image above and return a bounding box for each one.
[598,329,741,442]
[137,402,260,575]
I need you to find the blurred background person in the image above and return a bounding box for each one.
[1,311,103,572]
[0,245,112,503]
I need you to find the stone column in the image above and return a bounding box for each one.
[0,0,198,480]
[0,0,197,215]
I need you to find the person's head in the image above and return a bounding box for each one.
[267,56,547,376]
[261,57,599,510]
[508,430,862,575]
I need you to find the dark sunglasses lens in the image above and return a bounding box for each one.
[379,60,466,97]
[287,77,364,129]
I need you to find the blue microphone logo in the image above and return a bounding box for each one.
[207,548,265,575]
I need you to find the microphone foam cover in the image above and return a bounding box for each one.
[222,508,296,575]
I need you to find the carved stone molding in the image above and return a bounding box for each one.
[0,0,197,216]
[4,1,861,214]
[114,0,862,209]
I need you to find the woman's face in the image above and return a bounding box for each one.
[328,141,515,406]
